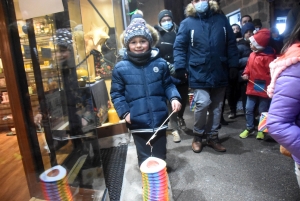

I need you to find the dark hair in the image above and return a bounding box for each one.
[281,18,300,53]
[253,19,262,27]
[231,23,240,28]
[240,15,253,23]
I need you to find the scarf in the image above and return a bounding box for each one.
[267,42,300,98]
[127,49,152,66]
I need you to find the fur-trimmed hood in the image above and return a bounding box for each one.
[185,0,221,17]
[120,24,159,48]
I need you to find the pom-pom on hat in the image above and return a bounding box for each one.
[158,10,173,24]
[241,22,255,37]
[249,28,271,50]
[131,9,144,22]
[123,22,153,49]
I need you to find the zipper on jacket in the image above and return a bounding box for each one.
[191,30,194,47]
[141,65,155,131]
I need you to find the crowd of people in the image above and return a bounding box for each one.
[110,0,300,188]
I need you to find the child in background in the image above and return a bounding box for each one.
[239,29,276,140]
[231,23,242,41]
[110,20,181,166]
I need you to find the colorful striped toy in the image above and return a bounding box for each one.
[258,112,268,132]
[140,157,169,201]
[40,165,73,201]
[188,93,196,111]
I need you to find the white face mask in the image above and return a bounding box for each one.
[255,28,260,31]
[161,21,173,30]
[194,1,209,13]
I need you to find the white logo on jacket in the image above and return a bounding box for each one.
[153,67,159,73]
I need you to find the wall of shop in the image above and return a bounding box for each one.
[220,0,299,27]
[220,0,271,27]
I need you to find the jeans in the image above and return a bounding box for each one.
[168,102,178,131]
[132,130,167,167]
[193,87,226,135]
[245,95,270,130]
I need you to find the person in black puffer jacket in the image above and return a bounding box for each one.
[154,10,189,143]
[237,22,255,113]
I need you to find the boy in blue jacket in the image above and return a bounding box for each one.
[110,20,181,166]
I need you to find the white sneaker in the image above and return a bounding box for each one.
[172,130,181,143]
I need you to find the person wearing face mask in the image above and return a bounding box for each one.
[252,19,262,32]
[174,0,239,153]
[227,22,255,119]
[154,10,189,143]
[237,23,255,113]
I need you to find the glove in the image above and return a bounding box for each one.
[229,68,239,80]
[175,68,188,83]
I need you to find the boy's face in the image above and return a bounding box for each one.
[57,46,70,63]
[244,30,253,40]
[128,36,150,54]
[232,25,240,33]
[250,42,258,52]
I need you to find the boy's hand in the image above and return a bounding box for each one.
[242,74,249,80]
[125,113,131,124]
[171,100,182,112]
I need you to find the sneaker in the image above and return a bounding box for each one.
[239,129,255,139]
[172,130,181,143]
[228,112,236,119]
[256,131,265,140]
[177,117,186,130]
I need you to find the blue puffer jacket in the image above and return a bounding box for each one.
[174,1,239,89]
[110,48,181,131]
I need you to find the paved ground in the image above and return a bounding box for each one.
[166,105,300,201]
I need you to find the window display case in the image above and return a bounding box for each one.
[1,0,130,200]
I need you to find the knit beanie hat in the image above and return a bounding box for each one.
[131,10,144,22]
[158,10,173,24]
[54,28,73,49]
[249,28,271,50]
[241,22,255,37]
[123,22,153,49]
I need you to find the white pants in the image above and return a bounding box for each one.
[296,162,300,188]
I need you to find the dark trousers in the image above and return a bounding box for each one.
[132,129,167,167]
[227,78,239,113]
[176,83,189,118]
[239,82,247,113]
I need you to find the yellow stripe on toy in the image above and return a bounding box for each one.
[140,157,169,201]
[258,112,268,132]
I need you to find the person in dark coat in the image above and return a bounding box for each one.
[111,19,181,166]
[173,0,239,153]
[269,27,284,56]
[236,22,255,113]
[227,22,255,118]
[154,9,189,143]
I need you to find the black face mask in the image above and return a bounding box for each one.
[127,49,152,66]
[234,32,242,39]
